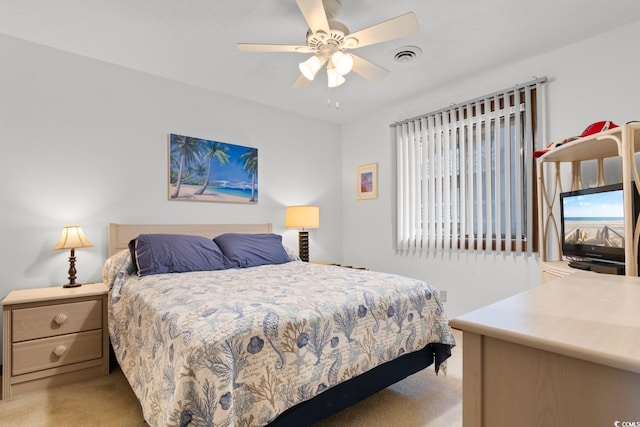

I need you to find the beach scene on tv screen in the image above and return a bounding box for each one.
[563,191,625,248]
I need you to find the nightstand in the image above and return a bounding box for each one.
[1,282,109,399]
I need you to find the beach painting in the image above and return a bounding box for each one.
[356,163,378,200]
[169,134,258,204]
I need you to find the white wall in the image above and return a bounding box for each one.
[0,34,343,355]
[341,20,640,319]
[2,19,640,357]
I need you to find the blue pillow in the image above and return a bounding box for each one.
[131,234,231,276]
[214,233,290,268]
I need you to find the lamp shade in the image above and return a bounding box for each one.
[299,56,325,81]
[285,206,320,229]
[53,225,94,250]
[331,51,354,75]
[327,67,346,88]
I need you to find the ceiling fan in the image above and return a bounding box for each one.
[237,0,419,88]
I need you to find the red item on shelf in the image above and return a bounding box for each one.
[534,121,619,158]
[580,120,619,137]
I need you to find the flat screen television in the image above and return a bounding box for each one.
[560,182,638,265]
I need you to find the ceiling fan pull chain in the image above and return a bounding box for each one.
[326,98,339,109]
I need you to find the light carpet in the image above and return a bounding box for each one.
[0,330,462,427]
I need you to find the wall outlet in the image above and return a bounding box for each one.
[438,290,447,302]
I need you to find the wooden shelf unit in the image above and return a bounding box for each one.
[536,122,640,281]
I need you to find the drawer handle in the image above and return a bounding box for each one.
[53,345,68,357]
[53,313,68,326]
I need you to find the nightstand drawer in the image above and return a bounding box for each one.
[12,329,103,376]
[12,300,102,342]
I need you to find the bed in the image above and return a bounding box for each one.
[104,223,456,427]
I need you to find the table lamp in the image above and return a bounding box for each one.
[285,206,319,262]
[53,225,94,288]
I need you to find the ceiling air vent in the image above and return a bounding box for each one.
[393,46,422,63]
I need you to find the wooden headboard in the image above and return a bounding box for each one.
[108,223,273,257]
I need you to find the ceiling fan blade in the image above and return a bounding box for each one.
[295,0,330,35]
[237,43,313,53]
[345,12,419,49]
[292,74,313,88]
[350,54,389,83]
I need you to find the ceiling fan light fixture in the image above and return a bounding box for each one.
[239,2,419,89]
[331,51,353,75]
[299,55,324,80]
[327,66,345,88]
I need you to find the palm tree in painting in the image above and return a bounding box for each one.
[193,163,207,186]
[194,141,231,195]
[239,148,258,202]
[169,149,181,184]
[170,135,203,198]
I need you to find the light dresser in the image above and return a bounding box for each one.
[2,282,109,399]
[450,271,640,426]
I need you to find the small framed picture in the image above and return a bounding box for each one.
[356,163,378,200]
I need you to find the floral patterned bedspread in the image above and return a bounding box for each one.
[103,250,456,427]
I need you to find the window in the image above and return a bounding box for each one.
[392,78,546,254]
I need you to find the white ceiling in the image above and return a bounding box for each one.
[2,0,640,124]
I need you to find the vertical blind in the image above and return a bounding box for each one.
[392,77,547,254]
